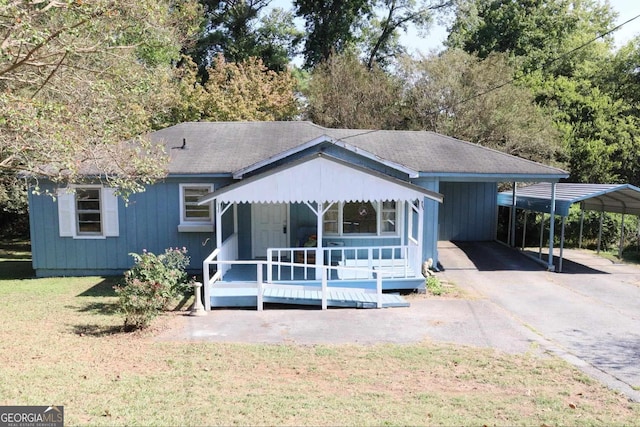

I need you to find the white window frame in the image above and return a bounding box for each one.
[178,183,214,233]
[57,185,119,239]
[323,201,400,237]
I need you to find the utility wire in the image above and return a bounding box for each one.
[434,13,640,113]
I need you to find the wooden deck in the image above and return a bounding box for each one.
[210,284,410,309]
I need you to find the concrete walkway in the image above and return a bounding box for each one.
[438,241,640,402]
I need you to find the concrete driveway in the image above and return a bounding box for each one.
[438,241,640,402]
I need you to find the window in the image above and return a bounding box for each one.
[76,188,102,235]
[57,186,119,239]
[343,202,377,234]
[179,184,214,232]
[323,201,398,236]
[381,201,397,233]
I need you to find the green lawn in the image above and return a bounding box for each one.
[1,243,638,426]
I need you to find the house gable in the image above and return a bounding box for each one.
[200,153,442,205]
[233,135,419,179]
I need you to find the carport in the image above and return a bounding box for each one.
[498,183,640,272]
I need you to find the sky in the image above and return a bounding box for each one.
[270,0,640,56]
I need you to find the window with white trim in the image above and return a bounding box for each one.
[57,186,119,239]
[76,188,102,235]
[178,184,214,232]
[323,201,398,236]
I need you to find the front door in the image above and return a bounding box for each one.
[251,203,288,258]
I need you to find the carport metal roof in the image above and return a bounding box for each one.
[497,182,640,273]
[497,183,640,217]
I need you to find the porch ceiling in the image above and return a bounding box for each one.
[198,153,443,205]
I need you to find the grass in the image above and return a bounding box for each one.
[1,243,639,425]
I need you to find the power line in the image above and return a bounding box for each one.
[434,13,640,114]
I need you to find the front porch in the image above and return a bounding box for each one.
[197,153,443,310]
[203,241,424,310]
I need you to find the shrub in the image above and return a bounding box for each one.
[425,275,444,296]
[115,247,192,331]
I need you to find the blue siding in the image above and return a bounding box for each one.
[30,179,225,277]
[410,178,440,266]
[438,181,497,241]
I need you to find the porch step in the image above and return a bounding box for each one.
[209,285,409,309]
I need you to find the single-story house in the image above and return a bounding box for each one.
[28,121,568,308]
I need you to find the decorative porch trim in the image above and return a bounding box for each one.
[199,153,443,206]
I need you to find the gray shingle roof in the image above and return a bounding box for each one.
[149,121,567,178]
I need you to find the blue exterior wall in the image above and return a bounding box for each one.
[29,178,230,277]
[438,181,497,241]
[410,178,440,266]
[29,144,500,277]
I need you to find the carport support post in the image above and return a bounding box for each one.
[521,211,528,250]
[547,182,557,272]
[539,213,545,260]
[559,216,566,273]
[510,182,517,247]
[619,212,625,260]
[597,210,604,254]
[578,208,585,249]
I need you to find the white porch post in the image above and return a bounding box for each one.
[417,197,425,273]
[216,200,223,250]
[305,201,333,280]
[316,202,324,280]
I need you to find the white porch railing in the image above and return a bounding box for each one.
[266,245,418,281]
[203,243,420,311]
[202,257,385,311]
[202,233,238,310]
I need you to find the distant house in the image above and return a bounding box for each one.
[28,121,567,307]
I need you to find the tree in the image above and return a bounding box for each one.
[529,72,640,185]
[600,36,640,115]
[0,0,201,198]
[445,0,640,185]
[163,55,299,123]
[362,0,453,70]
[294,0,371,69]
[401,50,563,164]
[189,0,302,77]
[304,52,404,129]
[446,0,616,77]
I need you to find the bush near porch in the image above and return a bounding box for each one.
[1,242,639,425]
[114,248,193,331]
